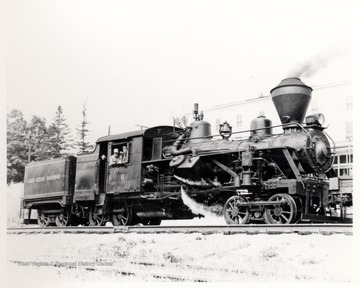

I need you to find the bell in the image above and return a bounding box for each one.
[219,121,232,140]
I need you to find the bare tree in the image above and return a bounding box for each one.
[75,103,94,154]
[173,115,189,129]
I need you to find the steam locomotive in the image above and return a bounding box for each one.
[22,78,344,226]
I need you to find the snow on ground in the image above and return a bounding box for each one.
[6,231,353,282]
[6,183,355,282]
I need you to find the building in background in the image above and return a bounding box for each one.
[203,80,353,178]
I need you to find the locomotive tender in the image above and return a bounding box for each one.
[22,78,343,226]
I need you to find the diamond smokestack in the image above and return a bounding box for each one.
[270,77,312,126]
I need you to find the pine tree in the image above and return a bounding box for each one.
[7,107,74,183]
[75,103,94,154]
[48,105,72,158]
[28,116,51,161]
[7,109,29,184]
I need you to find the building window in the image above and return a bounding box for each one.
[311,101,318,113]
[339,168,347,176]
[236,114,242,129]
[333,151,353,177]
[338,168,352,177]
[339,155,347,164]
[345,122,353,138]
[215,118,220,132]
[346,95,352,111]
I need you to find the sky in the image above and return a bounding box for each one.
[4,0,356,144]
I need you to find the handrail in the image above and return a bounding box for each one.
[322,130,337,172]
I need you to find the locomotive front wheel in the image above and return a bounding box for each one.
[89,208,104,226]
[264,194,297,224]
[112,205,133,226]
[37,212,50,227]
[55,209,71,227]
[224,195,250,225]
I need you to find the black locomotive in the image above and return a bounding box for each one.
[21,78,345,226]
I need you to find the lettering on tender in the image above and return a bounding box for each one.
[27,174,61,184]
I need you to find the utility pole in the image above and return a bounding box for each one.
[27,134,32,163]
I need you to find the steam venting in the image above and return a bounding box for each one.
[287,56,328,78]
[180,187,223,224]
[270,77,312,126]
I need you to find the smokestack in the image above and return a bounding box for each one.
[270,78,312,126]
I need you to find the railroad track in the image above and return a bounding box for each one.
[7,223,353,235]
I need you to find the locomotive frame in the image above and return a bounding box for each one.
[21,77,352,227]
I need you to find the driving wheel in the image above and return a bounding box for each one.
[264,193,297,224]
[89,207,104,226]
[224,195,250,224]
[112,204,133,226]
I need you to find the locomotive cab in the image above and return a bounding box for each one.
[78,126,196,226]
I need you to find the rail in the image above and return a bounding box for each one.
[7,224,353,235]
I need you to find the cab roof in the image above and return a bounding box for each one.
[96,130,145,143]
[96,125,182,143]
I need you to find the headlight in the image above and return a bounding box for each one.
[305,113,325,126]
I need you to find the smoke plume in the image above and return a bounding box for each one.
[180,187,224,224]
[287,55,329,78]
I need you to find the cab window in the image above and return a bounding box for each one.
[109,142,130,166]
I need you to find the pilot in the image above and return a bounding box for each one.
[109,148,122,166]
